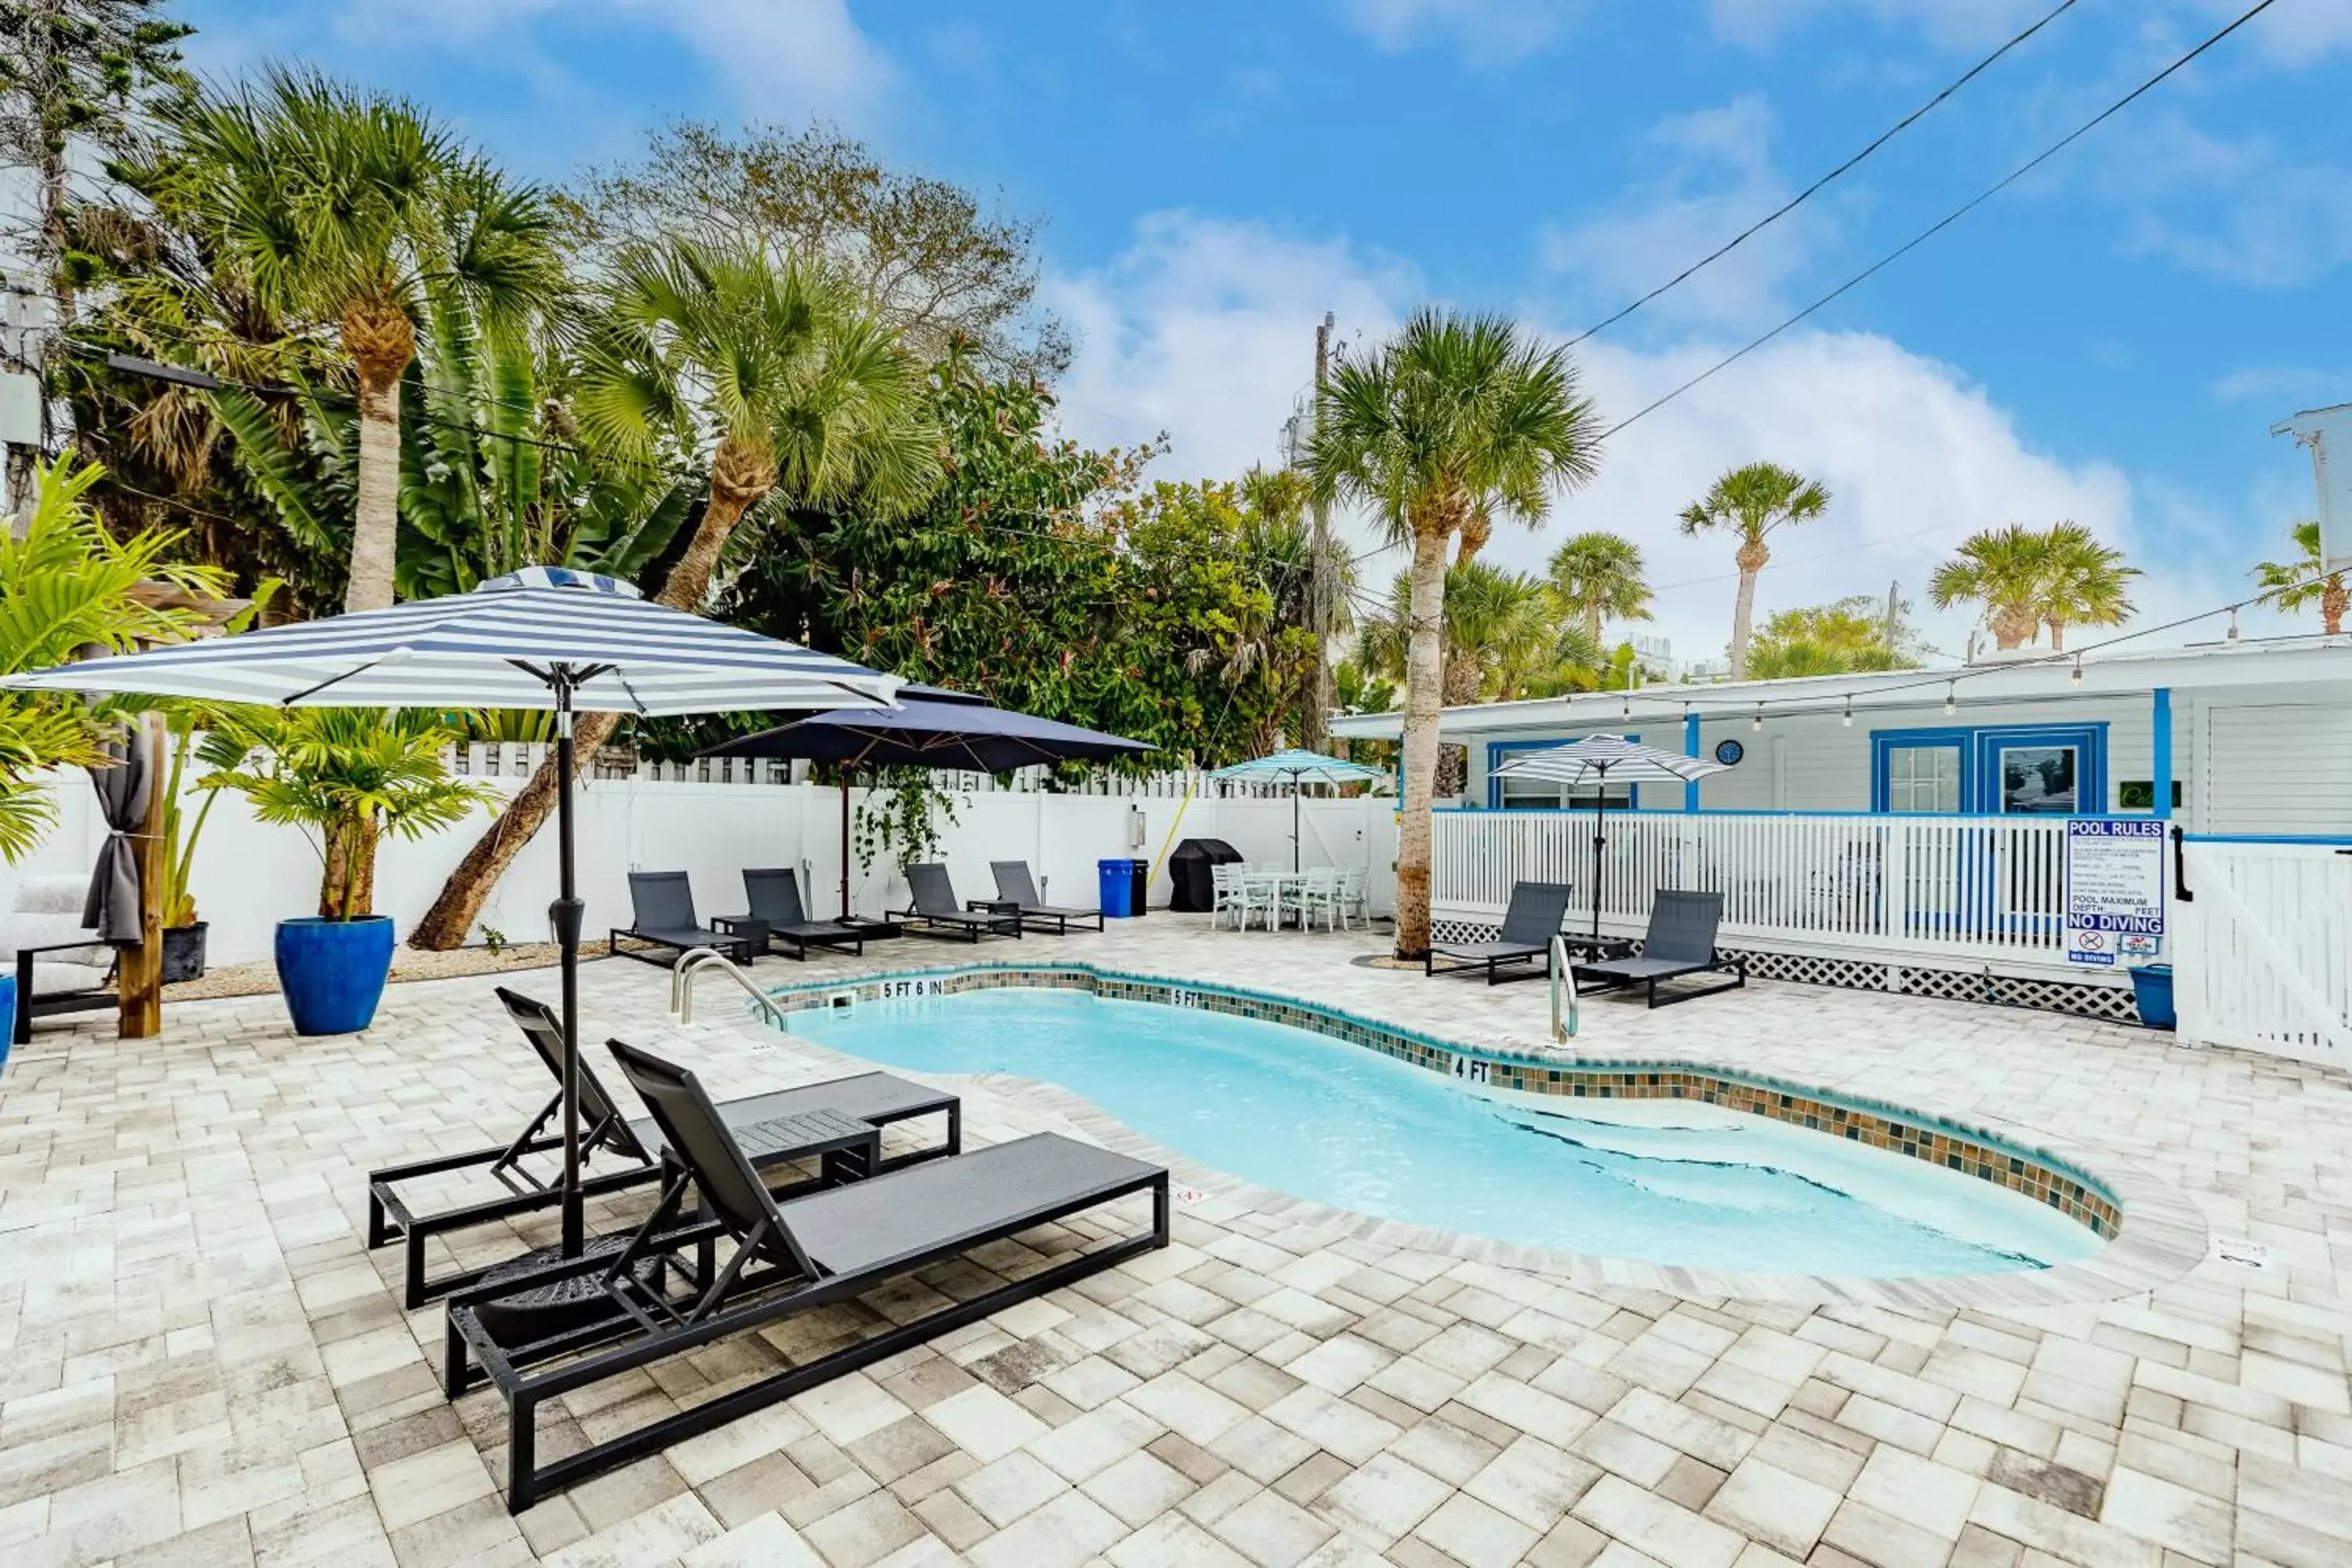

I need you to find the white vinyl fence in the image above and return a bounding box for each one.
[2173,836,2352,1063]
[2,756,1398,967]
[1433,808,2086,971]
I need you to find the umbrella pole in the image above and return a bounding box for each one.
[551,673,586,1257]
[1293,783,1301,873]
[839,771,853,920]
[1590,771,1608,944]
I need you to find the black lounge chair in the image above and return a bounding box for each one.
[989,860,1104,934]
[724,868,868,960]
[366,987,960,1307]
[610,870,752,967]
[1573,890,1748,1008]
[887,862,1022,942]
[444,1038,1167,1512]
[1424,880,1574,985]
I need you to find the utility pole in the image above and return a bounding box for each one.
[1304,311,1336,752]
[1882,579,1900,652]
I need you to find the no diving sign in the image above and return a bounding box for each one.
[2064,818,2166,967]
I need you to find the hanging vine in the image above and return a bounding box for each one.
[853,767,966,872]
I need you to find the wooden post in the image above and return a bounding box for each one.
[118,710,166,1039]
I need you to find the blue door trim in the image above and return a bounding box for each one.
[1485,735,1640,811]
[1871,723,2110,815]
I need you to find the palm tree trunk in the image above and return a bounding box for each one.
[2323,579,2346,636]
[343,296,417,613]
[407,473,764,951]
[1993,607,2033,650]
[2047,621,2065,652]
[1394,522,1452,960]
[1728,568,1760,681]
[1586,604,1602,654]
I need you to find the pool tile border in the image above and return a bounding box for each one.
[768,961,2120,1236]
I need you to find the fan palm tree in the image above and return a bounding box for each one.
[1676,463,1828,681]
[409,235,939,950]
[1302,309,1602,957]
[1546,532,1651,651]
[162,67,568,612]
[2254,519,2347,636]
[1929,524,2050,651]
[2034,521,2136,651]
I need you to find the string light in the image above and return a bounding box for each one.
[1621,693,1631,720]
[1842,695,1853,727]
[2070,657,2083,685]
[2227,608,2240,642]
[1751,704,1762,731]
[1944,683,1957,716]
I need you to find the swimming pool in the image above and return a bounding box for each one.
[780,985,2105,1278]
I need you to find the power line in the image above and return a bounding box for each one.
[1601,0,2281,441]
[1566,0,2081,348]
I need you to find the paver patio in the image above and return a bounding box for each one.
[1,915,2347,1567]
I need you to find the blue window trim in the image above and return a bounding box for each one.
[1484,735,1639,811]
[1870,723,2110,815]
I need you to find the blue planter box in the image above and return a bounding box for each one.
[0,973,14,1067]
[275,916,397,1036]
[2129,963,2175,1030]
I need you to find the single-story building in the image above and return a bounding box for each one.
[1330,633,2352,1018]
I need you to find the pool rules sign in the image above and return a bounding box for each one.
[2063,818,2166,966]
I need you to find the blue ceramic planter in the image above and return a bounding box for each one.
[2129,963,2176,1031]
[0,973,16,1065]
[274,916,396,1036]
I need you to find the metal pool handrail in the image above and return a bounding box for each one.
[1550,935,1576,1042]
[670,948,790,1029]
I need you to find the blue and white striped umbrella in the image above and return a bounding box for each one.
[1,566,902,714]
[1489,733,1723,787]
[1210,748,1389,787]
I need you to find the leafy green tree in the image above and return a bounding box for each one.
[564,120,1068,379]
[1676,461,1828,681]
[1744,594,1918,679]
[1546,531,1651,652]
[2253,518,2346,636]
[410,234,938,950]
[2034,521,2136,651]
[159,66,568,612]
[0,459,225,861]
[1303,307,1602,956]
[0,0,191,503]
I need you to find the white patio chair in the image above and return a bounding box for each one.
[1335,867,1371,931]
[1210,864,1240,930]
[1232,871,1280,932]
[1286,869,1340,932]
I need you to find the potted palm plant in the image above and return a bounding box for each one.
[201,708,493,1034]
[154,714,263,983]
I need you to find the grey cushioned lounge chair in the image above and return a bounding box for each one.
[729,868,867,960]
[610,870,753,967]
[443,1038,1167,1512]
[365,987,960,1307]
[989,860,1104,934]
[1424,880,1574,985]
[1573,889,1747,1008]
[887,862,1022,942]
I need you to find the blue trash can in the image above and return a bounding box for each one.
[1098,858,1135,919]
[2129,963,2175,1030]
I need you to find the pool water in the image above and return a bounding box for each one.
[782,988,2103,1278]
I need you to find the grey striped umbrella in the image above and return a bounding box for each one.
[1490,735,1724,940]
[5,566,901,1254]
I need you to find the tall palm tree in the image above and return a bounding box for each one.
[164,67,568,612]
[409,237,939,950]
[1929,524,2049,651]
[2254,519,2347,636]
[1304,308,1603,958]
[1676,462,1828,681]
[1546,531,1651,651]
[2034,521,2136,651]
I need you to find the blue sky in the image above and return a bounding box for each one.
[180,0,2352,662]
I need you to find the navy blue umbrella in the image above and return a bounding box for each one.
[702,699,1156,916]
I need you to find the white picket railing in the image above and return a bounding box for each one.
[2175,837,2352,1063]
[1432,808,2088,969]
[445,744,1311,800]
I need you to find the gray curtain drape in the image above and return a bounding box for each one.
[82,724,153,944]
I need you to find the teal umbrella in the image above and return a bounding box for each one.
[1210,749,1388,871]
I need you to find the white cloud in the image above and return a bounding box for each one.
[1333,0,1586,60]
[608,0,895,122]
[2094,116,2352,289]
[1043,213,1420,480]
[1538,95,1831,331]
[2209,365,2348,406]
[1038,212,2292,666]
[2192,0,2352,65]
[1708,0,2053,52]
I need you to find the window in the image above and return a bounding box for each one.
[1884,743,1962,813]
[1995,744,2078,815]
[1496,775,1632,811]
